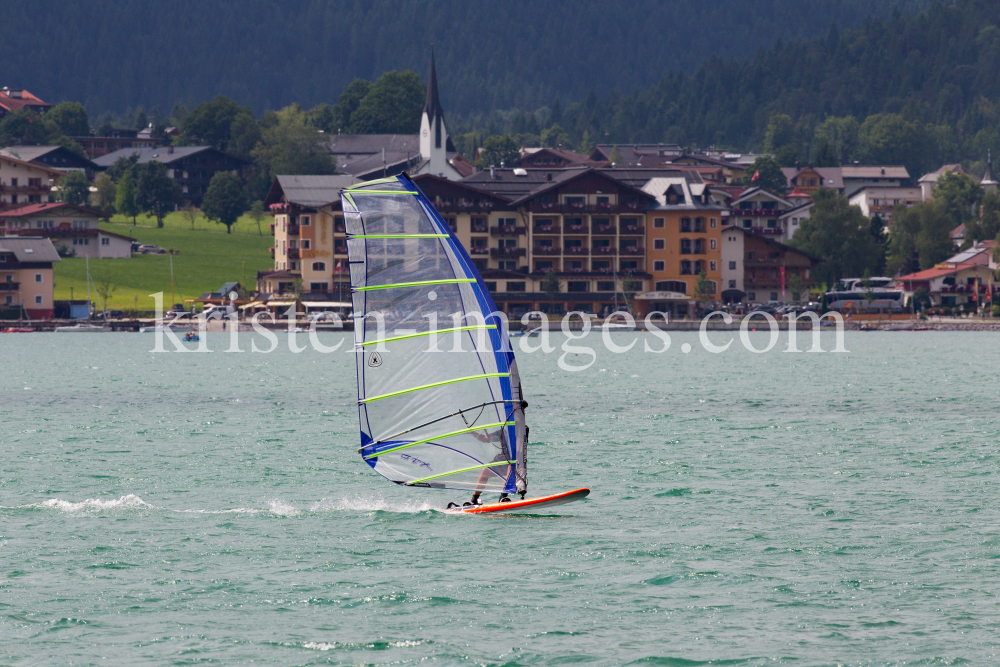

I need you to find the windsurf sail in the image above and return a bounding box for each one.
[342,174,527,495]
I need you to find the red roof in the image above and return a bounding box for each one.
[786,187,812,199]
[0,88,52,114]
[896,262,981,282]
[0,202,107,218]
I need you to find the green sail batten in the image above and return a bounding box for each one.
[344,177,401,189]
[343,190,418,195]
[405,460,515,485]
[356,278,476,292]
[351,234,449,239]
[359,325,497,347]
[363,421,515,460]
[360,373,510,404]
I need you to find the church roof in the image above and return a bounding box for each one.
[983,153,997,186]
[424,47,444,121]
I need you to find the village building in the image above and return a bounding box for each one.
[258,174,359,311]
[0,146,98,177]
[519,147,592,169]
[0,203,135,258]
[636,175,726,318]
[729,187,795,238]
[93,146,248,204]
[0,236,61,318]
[848,186,921,222]
[720,226,819,304]
[0,154,63,211]
[589,144,683,166]
[71,128,167,160]
[0,88,52,117]
[895,262,995,309]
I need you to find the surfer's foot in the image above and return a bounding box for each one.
[469,493,482,506]
[499,493,511,503]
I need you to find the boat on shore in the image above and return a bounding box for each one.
[55,323,111,332]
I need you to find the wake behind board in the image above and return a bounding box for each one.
[447,488,590,514]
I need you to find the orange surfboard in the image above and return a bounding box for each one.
[446,488,590,514]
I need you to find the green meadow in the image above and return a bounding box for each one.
[53,212,273,311]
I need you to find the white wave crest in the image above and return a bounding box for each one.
[267,499,301,516]
[303,642,338,651]
[40,494,151,512]
[310,495,438,514]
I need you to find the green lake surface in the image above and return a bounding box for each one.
[2,331,998,665]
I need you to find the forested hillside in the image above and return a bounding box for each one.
[455,0,999,179]
[1,0,924,117]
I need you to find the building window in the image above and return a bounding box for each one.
[694,217,704,232]
[710,218,717,228]
[567,281,589,292]
[743,219,752,228]
[680,239,691,254]
[484,281,497,292]
[653,217,665,228]
[312,262,326,271]
[729,280,736,288]
[653,239,665,250]
[302,239,311,250]
[710,260,717,271]
[35,273,42,283]
[694,239,704,254]
[710,239,717,250]
[694,260,704,274]
[34,294,43,305]
[535,261,552,271]
[655,280,687,294]
[300,215,311,226]
[680,260,692,275]
[620,261,637,270]
[771,292,779,301]
[729,261,736,270]
[653,260,665,271]
[507,282,526,292]
[680,217,692,233]
[747,252,755,260]
[597,281,615,291]
[748,292,756,301]
[101,237,110,245]
[310,282,329,291]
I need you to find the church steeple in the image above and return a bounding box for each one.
[983,151,998,193]
[424,47,444,150]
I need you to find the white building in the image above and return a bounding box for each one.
[0,203,135,258]
[848,186,921,221]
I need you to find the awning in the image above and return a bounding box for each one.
[266,301,295,306]
[635,291,691,301]
[302,301,352,308]
[239,301,265,310]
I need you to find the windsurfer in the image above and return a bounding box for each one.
[467,400,528,506]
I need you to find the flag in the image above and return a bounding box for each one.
[751,170,760,182]
[780,266,785,300]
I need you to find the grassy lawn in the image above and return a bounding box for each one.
[53,214,273,311]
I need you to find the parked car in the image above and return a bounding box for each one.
[138,244,166,254]
[167,312,194,322]
[166,305,189,318]
[130,242,142,253]
[200,304,235,318]
[747,305,778,318]
[100,310,124,319]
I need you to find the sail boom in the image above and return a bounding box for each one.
[405,460,515,485]
[362,421,515,459]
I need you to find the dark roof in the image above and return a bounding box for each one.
[92,145,246,168]
[0,145,97,170]
[509,167,658,207]
[781,166,844,189]
[599,167,702,188]
[591,144,683,164]
[461,166,589,200]
[0,235,61,262]
[722,225,824,263]
[424,47,444,121]
[264,175,360,208]
[328,134,419,155]
[337,151,421,178]
[411,173,510,205]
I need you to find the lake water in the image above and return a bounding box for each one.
[2,330,999,665]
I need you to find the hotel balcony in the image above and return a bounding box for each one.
[619,246,644,255]
[471,221,489,233]
[269,222,275,235]
[490,225,526,236]
[533,224,561,234]
[491,247,527,258]
[287,248,301,260]
[564,223,588,234]
[0,184,51,193]
[745,226,783,235]
[619,224,644,235]
[563,246,589,255]
[592,246,616,255]
[591,224,615,235]
[470,247,489,255]
[528,202,644,214]
[0,282,20,291]
[269,247,275,259]
[269,202,291,214]
[732,208,783,217]
[533,246,561,255]
[334,244,347,254]
[434,200,497,213]
[287,223,300,236]
[334,221,346,233]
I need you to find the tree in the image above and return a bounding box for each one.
[181,203,199,230]
[813,116,860,165]
[94,279,116,317]
[58,171,90,206]
[621,274,641,313]
[857,114,927,177]
[692,271,713,313]
[247,200,267,236]
[115,169,140,225]
[887,201,954,273]
[135,162,181,228]
[789,188,882,285]
[812,141,839,167]
[541,124,571,148]
[478,135,520,168]
[332,78,371,131]
[349,70,424,134]
[742,155,788,195]
[608,145,625,165]
[201,172,247,234]
[541,269,561,314]
[869,214,888,274]
[181,96,259,158]
[787,272,804,303]
[105,154,140,183]
[93,172,116,215]
[46,101,90,136]
[933,171,983,233]
[0,108,60,146]
[251,105,336,191]
[977,191,1000,241]
[764,113,799,166]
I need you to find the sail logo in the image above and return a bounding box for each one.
[367,352,383,368]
